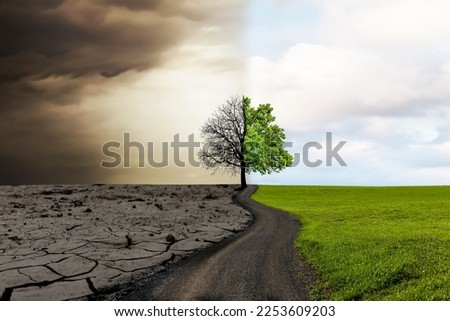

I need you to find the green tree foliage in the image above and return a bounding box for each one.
[244,97,293,175]
[199,95,292,189]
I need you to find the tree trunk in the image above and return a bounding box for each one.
[240,96,247,190]
[240,160,247,189]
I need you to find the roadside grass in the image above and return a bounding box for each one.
[252,185,450,300]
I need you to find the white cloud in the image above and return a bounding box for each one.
[246,44,431,131]
[316,0,450,46]
[246,0,450,185]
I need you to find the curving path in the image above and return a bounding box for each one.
[107,186,314,300]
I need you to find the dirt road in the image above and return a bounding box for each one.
[104,186,313,300]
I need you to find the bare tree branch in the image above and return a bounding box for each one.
[199,96,244,175]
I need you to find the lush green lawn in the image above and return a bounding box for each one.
[252,186,450,300]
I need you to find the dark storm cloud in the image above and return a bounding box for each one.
[0,0,235,184]
[0,0,195,81]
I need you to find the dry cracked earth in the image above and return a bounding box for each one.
[0,185,252,300]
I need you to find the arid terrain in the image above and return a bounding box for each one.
[0,184,252,300]
[105,186,313,301]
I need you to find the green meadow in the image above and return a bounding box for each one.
[252,186,450,300]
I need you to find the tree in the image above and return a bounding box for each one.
[199,96,293,189]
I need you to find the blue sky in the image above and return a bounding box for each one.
[245,0,322,59]
[244,0,450,186]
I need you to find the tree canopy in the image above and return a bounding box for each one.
[199,96,292,188]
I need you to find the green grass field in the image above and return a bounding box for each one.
[252,186,450,300]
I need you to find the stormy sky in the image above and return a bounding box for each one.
[0,0,245,184]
